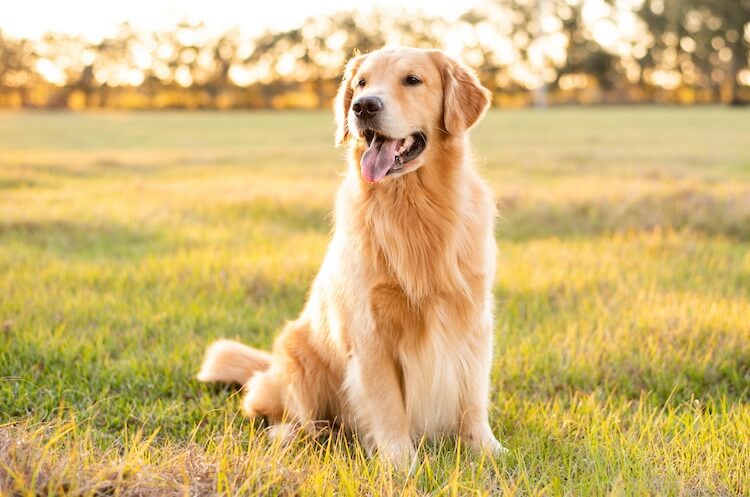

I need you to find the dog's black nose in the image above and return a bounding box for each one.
[352,96,383,118]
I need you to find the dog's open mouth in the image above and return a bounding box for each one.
[360,130,427,183]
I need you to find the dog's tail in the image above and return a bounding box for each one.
[196,339,272,385]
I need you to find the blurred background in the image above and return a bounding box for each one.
[2,0,749,109]
[2,1,750,495]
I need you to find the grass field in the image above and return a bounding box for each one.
[1,108,749,496]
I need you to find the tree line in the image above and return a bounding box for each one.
[0,0,748,109]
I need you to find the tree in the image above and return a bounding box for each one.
[0,30,38,106]
[684,0,750,103]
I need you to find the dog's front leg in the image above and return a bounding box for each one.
[345,336,414,466]
[458,322,507,456]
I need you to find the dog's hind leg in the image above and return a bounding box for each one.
[242,366,288,421]
[244,320,342,430]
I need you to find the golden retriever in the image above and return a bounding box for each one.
[197,46,504,465]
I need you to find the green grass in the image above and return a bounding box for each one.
[1,108,749,496]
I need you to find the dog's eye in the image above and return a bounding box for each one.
[404,75,422,86]
[357,79,366,87]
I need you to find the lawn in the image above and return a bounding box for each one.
[1,108,749,496]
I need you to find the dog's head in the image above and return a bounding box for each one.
[335,47,491,184]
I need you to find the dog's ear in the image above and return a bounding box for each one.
[433,52,491,135]
[334,54,367,146]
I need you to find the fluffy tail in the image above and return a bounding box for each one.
[197,339,273,385]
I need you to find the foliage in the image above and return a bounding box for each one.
[0,0,749,109]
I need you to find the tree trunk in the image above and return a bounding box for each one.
[727,44,742,105]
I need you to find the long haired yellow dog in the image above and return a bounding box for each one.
[198,46,505,465]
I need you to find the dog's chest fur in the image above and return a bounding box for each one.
[367,255,469,436]
[354,170,489,435]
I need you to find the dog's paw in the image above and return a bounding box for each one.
[470,434,508,457]
[485,436,509,456]
[379,439,417,470]
[241,394,261,419]
[462,425,509,457]
[265,423,298,445]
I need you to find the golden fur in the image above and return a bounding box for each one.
[198,47,505,465]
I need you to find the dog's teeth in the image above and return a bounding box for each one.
[395,136,413,156]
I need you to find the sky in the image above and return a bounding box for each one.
[2,0,482,41]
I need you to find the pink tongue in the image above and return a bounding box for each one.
[361,137,402,183]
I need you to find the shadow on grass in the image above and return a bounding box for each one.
[0,219,168,261]
[499,189,750,241]
[0,335,240,440]
[15,161,159,179]
[0,177,47,189]
[495,285,750,406]
[198,200,332,234]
